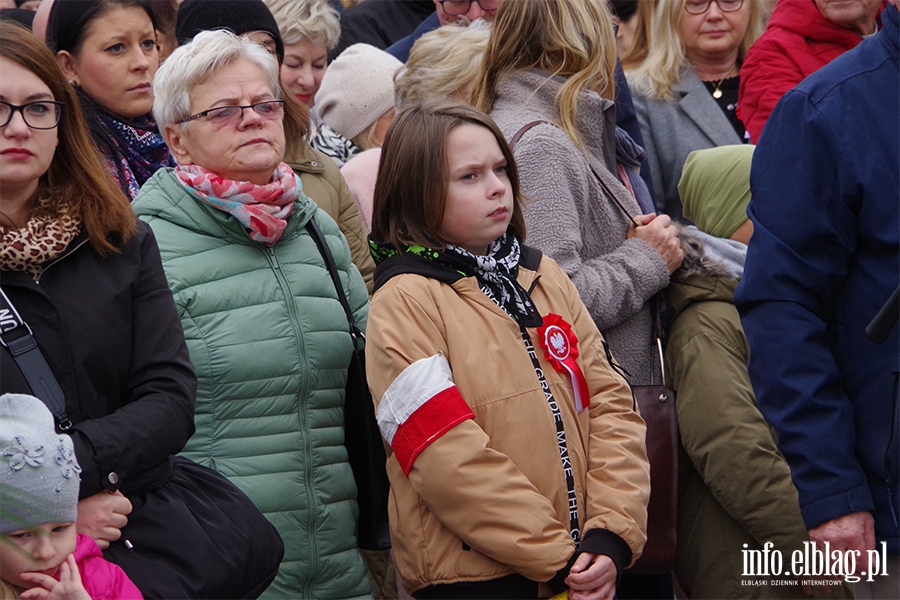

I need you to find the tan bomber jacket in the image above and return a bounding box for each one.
[366,248,650,594]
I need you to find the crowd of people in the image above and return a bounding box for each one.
[0,1,897,599]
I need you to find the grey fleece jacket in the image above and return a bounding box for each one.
[490,70,670,385]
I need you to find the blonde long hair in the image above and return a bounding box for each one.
[620,0,659,71]
[628,0,764,102]
[470,0,617,150]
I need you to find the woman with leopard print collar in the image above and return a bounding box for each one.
[0,20,216,598]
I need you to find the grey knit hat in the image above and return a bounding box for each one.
[0,394,81,534]
[315,43,402,141]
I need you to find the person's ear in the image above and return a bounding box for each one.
[56,51,80,87]
[164,124,193,165]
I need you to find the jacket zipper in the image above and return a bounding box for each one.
[264,246,319,596]
[36,238,90,284]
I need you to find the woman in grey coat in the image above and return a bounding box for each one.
[626,0,764,219]
[472,0,682,388]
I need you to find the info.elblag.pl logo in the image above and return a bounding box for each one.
[742,541,890,583]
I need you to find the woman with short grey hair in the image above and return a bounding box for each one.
[133,29,372,599]
[151,29,282,130]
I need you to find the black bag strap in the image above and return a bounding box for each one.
[304,219,364,349]
[0,288,72,430]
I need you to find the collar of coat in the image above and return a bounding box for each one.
[369,238,543,294]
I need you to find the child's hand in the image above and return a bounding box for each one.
[19,555,91,600]
[563,552,617,600]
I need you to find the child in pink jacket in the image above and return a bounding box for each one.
[0,394,142,600]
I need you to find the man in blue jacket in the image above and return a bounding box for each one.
[736,1,899,596]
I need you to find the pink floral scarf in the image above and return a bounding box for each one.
[174,163,300,245]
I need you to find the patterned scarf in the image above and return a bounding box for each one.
[1,199,81,280]
[443,235,542,326]
[82,92,174,200]
[309,122,361,167]
[175,163,301,245]
[371,233,542,326]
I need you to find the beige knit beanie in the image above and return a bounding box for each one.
[315,43,402,141]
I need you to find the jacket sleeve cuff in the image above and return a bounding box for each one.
[547,552,579,594]
[580,529,632,581]
[70,427,120,498]
[801,481,875,530]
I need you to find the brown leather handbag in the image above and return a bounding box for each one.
[630,335,678,574]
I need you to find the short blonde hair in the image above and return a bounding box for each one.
[262,0,341,49]
[394,19,492,106]
[628,0,764,101]
[470,0,617,150]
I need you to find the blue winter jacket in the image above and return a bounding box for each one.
[736,4,899,553]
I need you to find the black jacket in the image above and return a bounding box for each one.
[1,220,197,499]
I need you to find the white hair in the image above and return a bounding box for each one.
[262,0,341,49]
[152,29,282,130]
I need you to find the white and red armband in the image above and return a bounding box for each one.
[377,353,475,476]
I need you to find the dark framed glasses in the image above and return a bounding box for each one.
[0,101,65,130]
[178,99,285,127]
[437,0,501,17]
[682,0,744,15]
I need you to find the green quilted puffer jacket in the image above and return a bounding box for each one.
[134,169,372,599]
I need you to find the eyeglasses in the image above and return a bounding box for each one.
[178,99,285,127]
[682,0,744,15]
[437,0,501,17]
[0,101,65,130]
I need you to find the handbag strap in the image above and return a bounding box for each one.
[0,288,72,430]
[304,219,364,350]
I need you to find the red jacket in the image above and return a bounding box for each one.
[739,0,883,143]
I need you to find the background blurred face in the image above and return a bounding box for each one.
[166,59,285,185]
[814,0,881,34]
[679,0,751,65]
[57,5,158,119]
[613,13,640,58]
[280,38,328,108]
[244,30,277,56]
[440,123,512,255]
[0,58,59,204]
[433,0,499,26]
[0,522,77,590]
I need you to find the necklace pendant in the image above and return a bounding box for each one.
[713,88,723,99]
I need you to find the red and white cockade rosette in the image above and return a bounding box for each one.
[536,314,589,413]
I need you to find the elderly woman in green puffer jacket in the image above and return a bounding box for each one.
[132,30,371,599]
[667,145,850,599]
